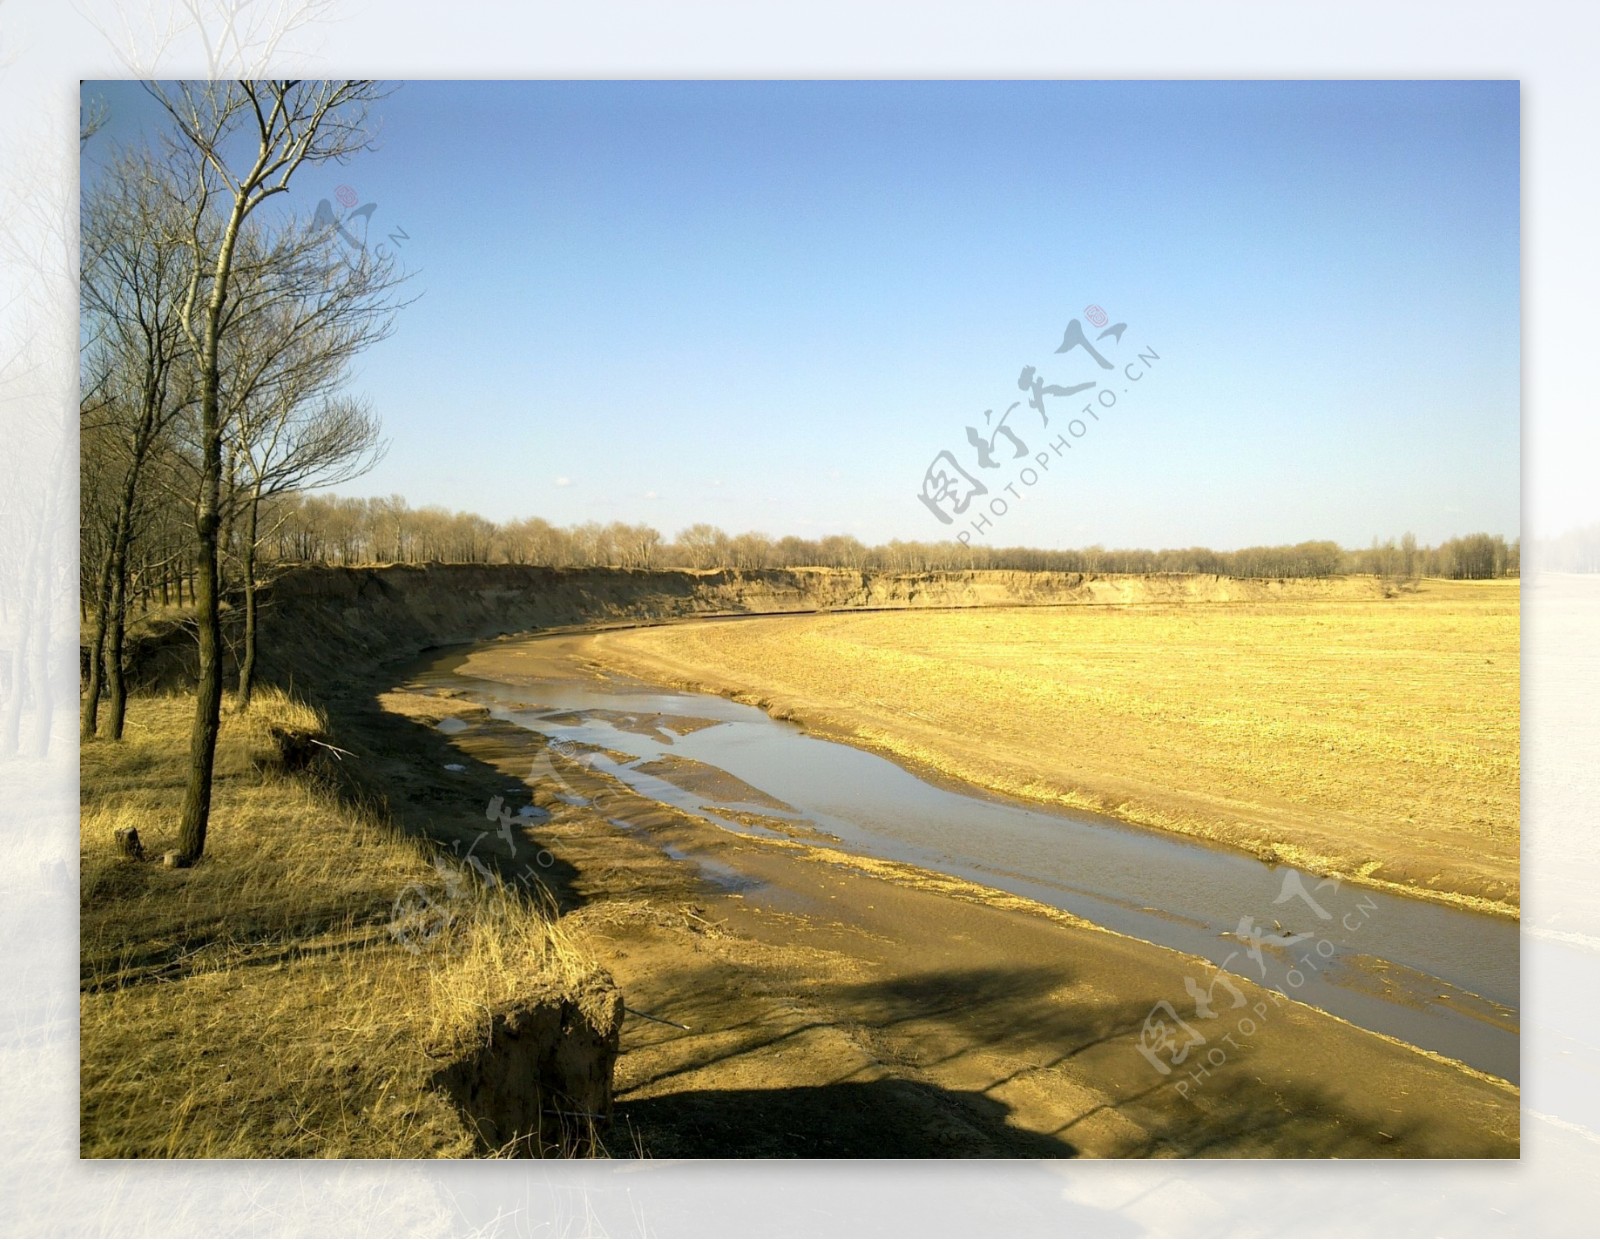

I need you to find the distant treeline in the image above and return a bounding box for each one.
[251,492,1519,581]
[1534,522,1600,572]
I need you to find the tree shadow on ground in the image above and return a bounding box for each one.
[618,1078,1079,1158]
[1111,1067,1511,1158]
[309,682,588,912]
[618,962,1512,1158]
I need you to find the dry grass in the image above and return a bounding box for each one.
[592,579,1520,913]
[80,688,595,1158]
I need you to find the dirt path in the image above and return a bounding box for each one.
[335,638,1518,1158]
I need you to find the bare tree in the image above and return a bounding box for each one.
[730,531,774,570]
[79,153,196,740]
[231,394,385,706]
[151,79,393,865]
[1400,531,1418,582]
[215,220,401,708]
[674,523,729,570]
[614,522,661,569]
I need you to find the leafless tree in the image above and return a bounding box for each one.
[612,522,662,569]
[211,219,401,708]
[79,152,196,740]
[1400,531,1418,581]
[151,78,393,864]
[674,523,729,570]
[230,394,385,705]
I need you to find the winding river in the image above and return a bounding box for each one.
[417,636,1519,1084]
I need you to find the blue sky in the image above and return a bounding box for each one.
[83,80,1520,550]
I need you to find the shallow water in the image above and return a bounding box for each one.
[418,643,1519,1083]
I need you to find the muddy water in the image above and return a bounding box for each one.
[418,643,1519,1084]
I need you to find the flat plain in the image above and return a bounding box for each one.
[585,579,1520,915]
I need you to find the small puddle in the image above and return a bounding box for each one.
[416,642,1520,1083]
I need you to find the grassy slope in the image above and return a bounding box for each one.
[79,689,593,1158]
[587,579,1520,914]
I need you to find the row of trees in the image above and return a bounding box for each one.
[1534,523,1600,573]
[209,492,1520,582]
[1353,532,1518,581]
[80,81,404,865]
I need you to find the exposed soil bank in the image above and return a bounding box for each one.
[246,564,1388,691]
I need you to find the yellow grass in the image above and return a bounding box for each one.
[591,579,1520,914]
[80,688,594,1158]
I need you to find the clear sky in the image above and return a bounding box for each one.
[83,79,1520,550]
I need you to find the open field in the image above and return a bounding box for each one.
[583,579,1519,915]
[77,574,1521,1158]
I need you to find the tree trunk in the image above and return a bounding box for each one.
[177,170,259,865]
[28,560,55,759]
[105,536,130,741]
[236,493,260,711]
[178,283,234,861]
[96,447,146,741]
[177,468,223,864]
[0,496,49,755]
[81,539,115,741]
[0,636,24,757]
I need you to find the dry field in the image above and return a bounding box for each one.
[586,579,1520,915]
